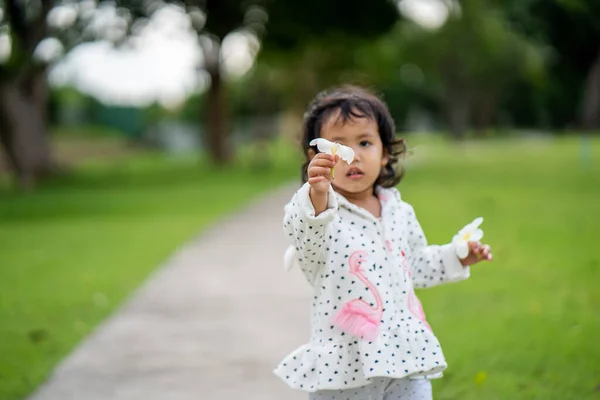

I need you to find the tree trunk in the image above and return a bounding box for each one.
[0,74,55,189]
[445,88,470,140]
[473,93,496,136]
[580,47,600,130]
[441,60,470,140]
[204,40,232,165]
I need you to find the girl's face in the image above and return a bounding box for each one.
[317,111,388,195]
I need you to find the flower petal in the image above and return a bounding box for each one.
[309,138,333,154]
[469,228,484,242]
[337,145,355,164]
[457,224,472,236]
[457,217,484,236]
[455,240,469,259]
[471,217,484,229]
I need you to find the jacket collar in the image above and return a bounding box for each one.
[332,186,400,223]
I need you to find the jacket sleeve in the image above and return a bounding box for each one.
[405,204,470,289]
[283,183,337,285]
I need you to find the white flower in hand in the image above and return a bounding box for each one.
[309,138,355,178]
[453,217,484,259]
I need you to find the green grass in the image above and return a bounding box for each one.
[400,136,600,399]
[0,145,299,400]
[1,134,599,399]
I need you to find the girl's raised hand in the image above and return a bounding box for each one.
[307,153,338,195]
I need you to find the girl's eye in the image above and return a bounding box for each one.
[360,141,371,147]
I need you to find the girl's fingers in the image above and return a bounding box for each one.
[311,158,336,168]
[472,242,492,260]
[308,166,332,177]
[468,242,492,262]
[475,243,492,261]
[482,244,492,260]
[314,153,335,162]
[308,176,326,185]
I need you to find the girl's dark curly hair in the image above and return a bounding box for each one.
[301,85,407,188]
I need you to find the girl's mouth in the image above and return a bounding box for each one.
[346,168,364,179]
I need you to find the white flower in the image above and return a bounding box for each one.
[309,138,355,163]
[309,138,355,179]
[452,217,484,259]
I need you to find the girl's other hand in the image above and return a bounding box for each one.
[460,242,492,266]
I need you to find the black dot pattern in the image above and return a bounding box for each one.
[309,377,432,400]
[276,183,469,393]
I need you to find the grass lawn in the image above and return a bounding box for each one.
[0,144,299,400]
[0,134,598,399]
[401,135,600,399]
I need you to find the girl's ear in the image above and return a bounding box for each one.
[308,148,317,161]
[381,148,389,167]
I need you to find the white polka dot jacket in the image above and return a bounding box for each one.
[274,182,471,392]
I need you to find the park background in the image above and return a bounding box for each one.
[0,0,599,399]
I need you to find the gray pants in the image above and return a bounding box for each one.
[309,378,432,400]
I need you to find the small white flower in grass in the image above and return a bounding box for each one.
[309,138,355,178]
[453,217,484,259]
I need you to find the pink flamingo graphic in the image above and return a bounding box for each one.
[333,250,383,341]
[407,290,431,330]
[400,250,430,330]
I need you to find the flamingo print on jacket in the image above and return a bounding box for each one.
[400,249,432,331]
[333,250,383,341]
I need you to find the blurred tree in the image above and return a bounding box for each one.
[186,0,266,164]
[0,0,128,188]
[196,0,266,164]
[134,0,398,159]
[114,0,267,165]
[386,0,545,138]
[0,0,57,189]
[506,0,600,130]
[258,0,399,117]
[0,0,399,181]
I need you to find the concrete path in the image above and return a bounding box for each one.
[28,184,311,400]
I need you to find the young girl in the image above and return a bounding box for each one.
[274,86,492,400]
